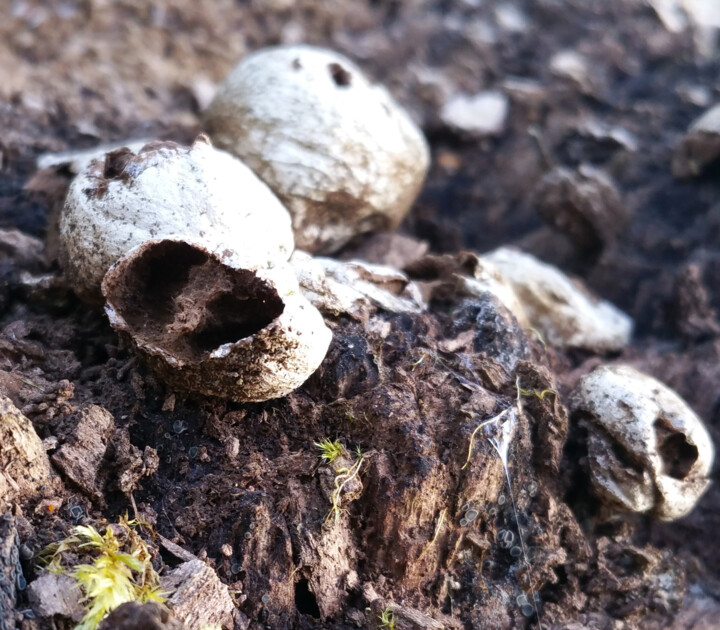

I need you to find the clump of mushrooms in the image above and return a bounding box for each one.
[60,136,331,402]
[58,45,435,402]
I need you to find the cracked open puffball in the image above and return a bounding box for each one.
[202,45,430,254]
[483,247,632,352]
[102,239,331,402]
[59,136,294,303]
[571,364,714,521]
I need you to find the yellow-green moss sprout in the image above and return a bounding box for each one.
[314,438,345,464]
[42,517,166,630]
[378,607,397,630]
[326,449,364,526]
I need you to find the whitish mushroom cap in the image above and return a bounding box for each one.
[689,103,720,133]
[572,364,715,520]
[203,45,430,254]
[672,103,720,178]
[453,253,530,329]
[102,239,331,402]
[59,137,294,303]
[482,247,632,351]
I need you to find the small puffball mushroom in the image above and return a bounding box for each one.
[453,253,530,329]
[102,239,331,402]
[59,136,294,303]
[571,365,715,520]
[203,45,430,254]
[482,247,632,352]
[533,165,628,253]
[672,103,720,178]
[290,251,425,321]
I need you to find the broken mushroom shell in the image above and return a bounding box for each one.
[202,45,430,254]
[101,239,331,402]
[290,250,426,321]
[453,252,531,329]
[483,247,632,352]
[59,137,294,303]
[672,102,720,178]
[571,364,714,521]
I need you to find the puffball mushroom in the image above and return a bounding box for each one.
[202,45,430,254]
[571,364,714,521]
[482,247,632,352]
[102,239,331,402]
[59,137,332,402]
[59,136,294,303]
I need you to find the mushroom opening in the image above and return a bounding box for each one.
[104,240,285,361]
[328,62,352,87]
[103,148,135,180]
[655,419,699,480]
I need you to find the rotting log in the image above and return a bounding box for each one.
[0,513,21,630]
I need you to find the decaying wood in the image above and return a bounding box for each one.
[51,405,115,502]
[98,602,189,630]
[26,571,84,623]
[368,597,463,630]
[0,514,21,630]
[0,396,56,509]
[161,559,235,629]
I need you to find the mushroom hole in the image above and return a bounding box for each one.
[328,62,352,87]
[654,419,698,480]
[294,578,320,618]
[604,431,646,478]
[103,148,135,180]
[105,240,284,361]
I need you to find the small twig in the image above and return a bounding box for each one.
[417,508,447,562]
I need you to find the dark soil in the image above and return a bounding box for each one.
[1,1,719,629]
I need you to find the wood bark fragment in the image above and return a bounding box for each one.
[368,599,463,630]
[26,571,84,622]
[0,395,56,509]
[0,514,21,630]
[51,405,114,502]
[161,559,235,629]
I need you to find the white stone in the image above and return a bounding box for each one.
[550,50,590,85]
[494,3,529,32]
[649,0,689,32]
[689,102,720,133]
[440,91,509,136]
[203,45,430,254]
[572,364,715,520]
[683,0,720,28]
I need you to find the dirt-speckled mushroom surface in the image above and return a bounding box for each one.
[203,45,430,254]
